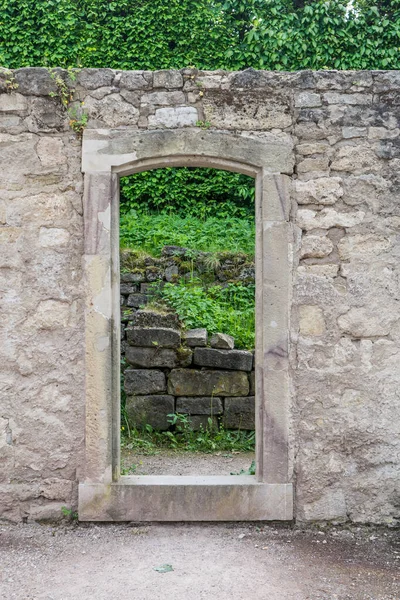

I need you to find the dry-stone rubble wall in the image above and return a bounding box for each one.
[1,67,399,525]
[123,311,255,432]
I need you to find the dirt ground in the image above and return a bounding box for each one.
[0,522,399,600]
[121,448,256,475]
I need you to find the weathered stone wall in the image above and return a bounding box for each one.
[122,310,255,432]
[1,67,399,524]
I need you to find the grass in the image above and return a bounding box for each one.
[120,211,255,256]
[156,278,255,349]
[121,413,255,455]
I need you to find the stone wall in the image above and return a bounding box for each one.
[1,67,400,524]
[123,310,255,432]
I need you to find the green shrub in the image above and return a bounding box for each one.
[120,168,255,220]
[120,211,255,256]
[159,279,255,349]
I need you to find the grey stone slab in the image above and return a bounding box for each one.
[126,327,181,349]
[132,310,180,329]
[77,68,114,89]
[176,397,223,415]
[79,481,294,521]
[120,283,138,295]
[124,369,166,395]
[183,328,208,347]
[194,348,253,372]
[210,333,234,349]
[125,346,192,369]
[168,369,249,397]
[127,294,148,308]
[14,67,58,96]
[125,395,174,430]
[223,397,255,430]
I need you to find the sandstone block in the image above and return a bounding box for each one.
[124,369,166,395]
[39,227,69,248]
[168,369,249,397]
[176,397,223,415]
[210,333,235,350]
[36,138,65,167]
[148,107,198,128]
[296,142,330,156]
[183,328,207,347]
[125,346,192,369]
[132,310,180,329]
[368,127,400,140]
[194,348,253,371]
[297,208,365,231]
[338,234,392,260]
[299,305,325,336]
[338,308,393,337]
[297,156,329,174]
[126,327,181,349]
[294,177,343,205]
[342,127,367,139]
[323,92,372,105]
[125,395,174,430]
[297,264,339,278]
[300,235,333,259]
[223,397,255,430]
[330,145,378,172]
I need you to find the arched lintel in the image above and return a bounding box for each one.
[113,155,260,178]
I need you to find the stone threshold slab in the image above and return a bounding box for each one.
[78,477,293,521]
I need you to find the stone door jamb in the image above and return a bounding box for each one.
[78,128,293,521]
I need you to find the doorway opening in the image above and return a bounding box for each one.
[119,167,256,477]
[79,128,293,521]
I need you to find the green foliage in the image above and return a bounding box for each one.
[1,0,400,71]
[121,414,255,454]
[120,212,255,256]
[120,169,254,220]
[61,506,78,521]
[159,279,255,349]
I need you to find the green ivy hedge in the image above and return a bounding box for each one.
[1,0,399,71]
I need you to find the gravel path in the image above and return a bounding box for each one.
[1,523,399,600]
[121,448,256,475]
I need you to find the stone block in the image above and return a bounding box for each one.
[126,327,181,349]
[294,177,343,206]
[183,328,207,347]
[148,106,198,128]
[127,294,148,308]
[126,346,192,369]
[297,208,365,231]
[120,283,138,295]
[294,92,322,108]
[168,369,249,397]
[176,397,223,415]
[300,235,333,259]
[14,67,58,96]
[119,71,152,90]
[194,348,253,372]
[165,264,178,281]
[210,333,234,350]
[323,92,372,105]
[124,369,166,395]
[223,397,255,430]
[337,308,393,337]
[153,70,183,89]
[299,305,326,336]
[39,227,69,248]
[0,93,28,113]
[142,91,185,105]
[132,310,180,329]
[125,395,174,430]
[76,68,114,89]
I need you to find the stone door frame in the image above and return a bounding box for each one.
[78,128,294,521]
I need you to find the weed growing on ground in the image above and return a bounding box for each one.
[121,414,255,455]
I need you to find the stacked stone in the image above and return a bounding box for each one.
[123,311,255,431]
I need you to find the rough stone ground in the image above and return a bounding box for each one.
[121,448,256,475]
[0,523,399,600]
